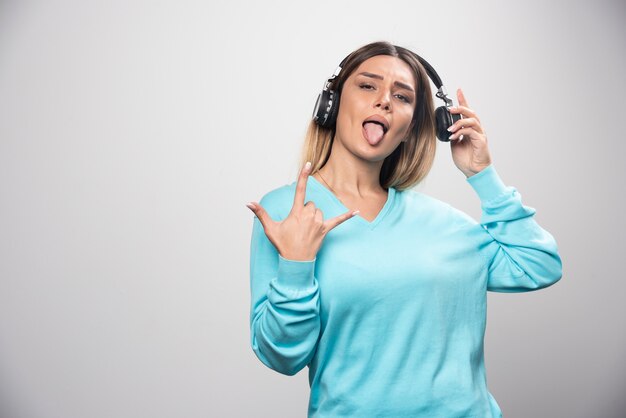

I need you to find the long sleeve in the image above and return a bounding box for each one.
[466,164,563,292]
[248,194,321,376]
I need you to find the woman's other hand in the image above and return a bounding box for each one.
[246,162,358,261]
[447,88,493,178]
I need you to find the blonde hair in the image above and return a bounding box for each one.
[298,41,437,191]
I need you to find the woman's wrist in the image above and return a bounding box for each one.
[464,163,492,178]
[279,252,317,263]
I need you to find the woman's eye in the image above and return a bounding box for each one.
[360,83,411,104]
[395,94,410,103]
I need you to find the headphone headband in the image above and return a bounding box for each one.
[323,50,452,107]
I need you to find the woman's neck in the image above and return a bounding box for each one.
[315,141,385,197]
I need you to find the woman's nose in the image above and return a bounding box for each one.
[375,90,391,111]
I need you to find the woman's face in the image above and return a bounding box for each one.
[335,55,417,162]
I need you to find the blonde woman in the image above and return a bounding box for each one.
[246,41,562,417]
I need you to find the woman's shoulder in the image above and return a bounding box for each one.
[255,181,298,221]
[396,187,478,227]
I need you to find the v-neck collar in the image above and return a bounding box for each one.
[308,175,396,230]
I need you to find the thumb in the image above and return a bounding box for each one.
[246,201,274,231]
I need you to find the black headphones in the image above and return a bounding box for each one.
[312,51,460,142]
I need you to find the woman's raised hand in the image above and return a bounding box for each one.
[246,162,358,261]
[447,88,493,178]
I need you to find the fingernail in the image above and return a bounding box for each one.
[246,202,255,210]
[305,161,311,171]
[352,210,360,216]
[447,126,455,132]
[448,134,456,140]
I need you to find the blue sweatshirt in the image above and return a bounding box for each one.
[249,164,562,418]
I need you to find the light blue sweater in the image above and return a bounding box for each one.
[249,164,562,417]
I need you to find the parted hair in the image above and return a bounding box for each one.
[299,41,438,191]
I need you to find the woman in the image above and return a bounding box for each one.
[245,41,562,417]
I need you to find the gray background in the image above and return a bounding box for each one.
[0,0,624,417]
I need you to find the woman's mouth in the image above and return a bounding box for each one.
[362,121,386,146]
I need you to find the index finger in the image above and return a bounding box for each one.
[457,88,469,108]
[293,161,312,209]
[451,89,481,124]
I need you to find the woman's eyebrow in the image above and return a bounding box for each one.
[357,72,415,93]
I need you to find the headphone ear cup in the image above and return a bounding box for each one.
[313,89,338,129]
[326,89,340,129]
[435,106,461,142]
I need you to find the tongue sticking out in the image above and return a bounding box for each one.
[363,122,385,146]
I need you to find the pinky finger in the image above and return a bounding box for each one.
[326,209,359,231]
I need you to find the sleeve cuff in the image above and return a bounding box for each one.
[276,254,316,288]
[466,164,509,203]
